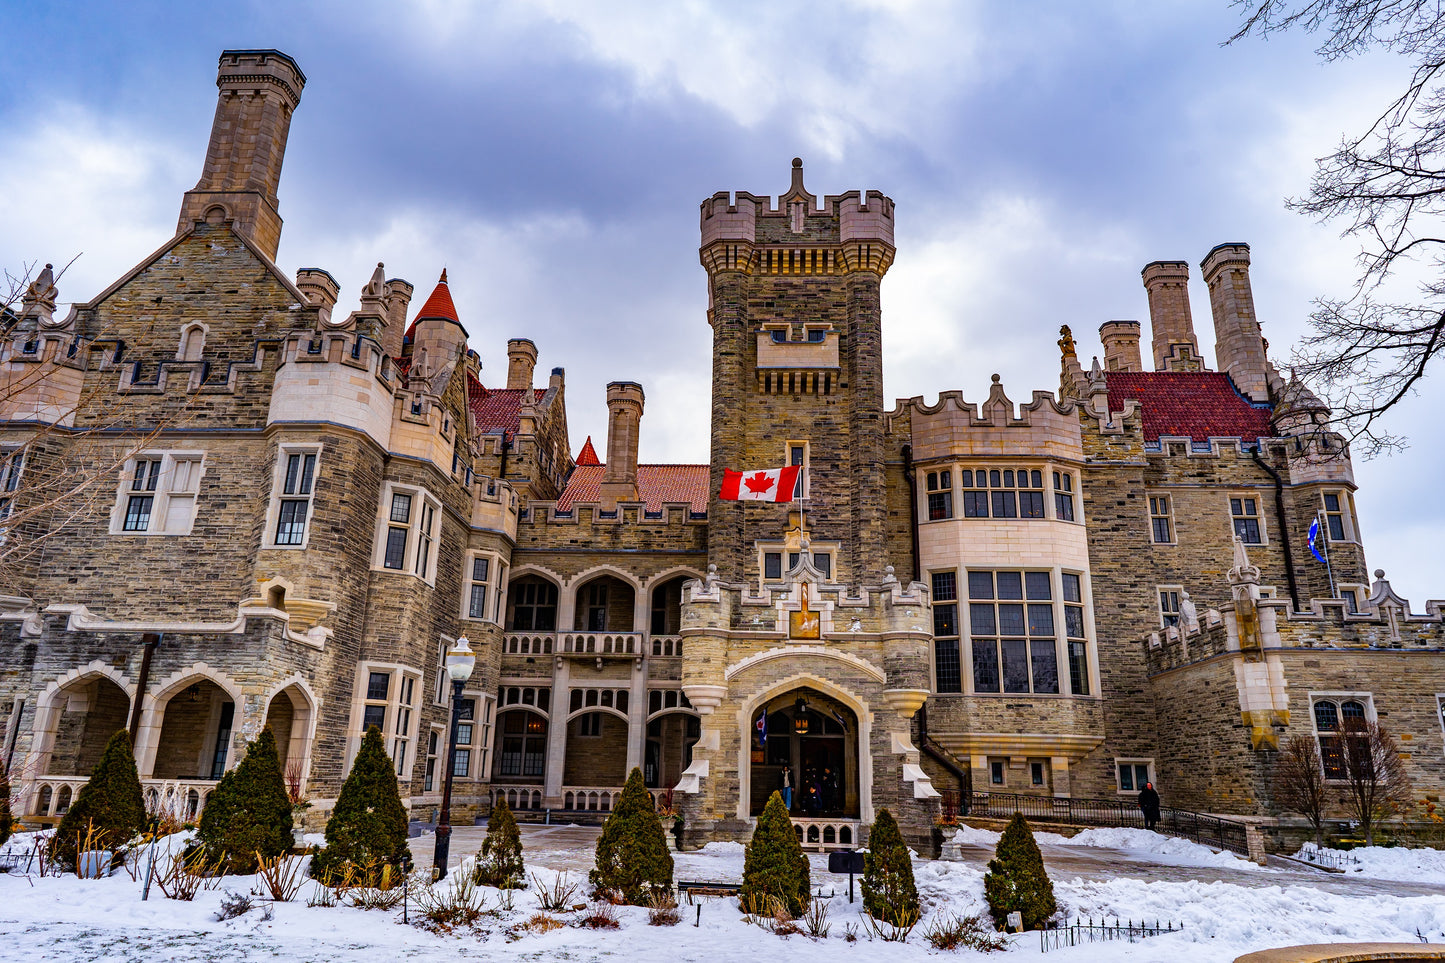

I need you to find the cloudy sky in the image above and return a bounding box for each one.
[4,0,1444,599]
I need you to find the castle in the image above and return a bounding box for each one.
[3,49,1443,851]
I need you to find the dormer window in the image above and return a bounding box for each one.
[807,329,826,343]
[771,330,788,344]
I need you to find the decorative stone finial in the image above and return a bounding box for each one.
[21,262,58,327]
[1228,536,1260,586]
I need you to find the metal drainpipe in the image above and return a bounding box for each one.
[128,632,161,744]
[902,444,920,583]
[1252,446,1301,611]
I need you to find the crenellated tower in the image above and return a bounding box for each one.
[700,158,895,583]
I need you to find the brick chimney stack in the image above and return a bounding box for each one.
[382,278,414,359]
[1098,320,1143,372]
[598,382,644,509]
[1141,260,1202,371]
[507,339,538,390]
[177,49,305,261]
[1202,243,1269,403]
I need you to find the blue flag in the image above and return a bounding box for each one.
[1308,517,1328,565]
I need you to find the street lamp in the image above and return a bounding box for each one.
[433,636,475,880]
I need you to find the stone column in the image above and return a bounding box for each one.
[543,657,570,807]
[625,657,647,775]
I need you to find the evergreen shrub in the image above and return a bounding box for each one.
[474,796,524,888]
[589,767,673,904]
[983,813,1056,931]
[739,790,810,918]
[310,726,411,882]
[861,808,919,928]
[54,729,146,869]
[196,727,293,873]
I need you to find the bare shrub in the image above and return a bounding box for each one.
[214,890,254,921]
[647,888,680,927]
[532,871,580,912]
[1274,735,1330,847]
[801,897,831,938]
[866,905,920,943]
[255,852,306,902]
[522,912,565,934]
[576,901,621,929]
[412,873,490,934]
[842,921,861,943]
[1339,718,1413,845]
[924,912,1010,952]
[156,850,217,901]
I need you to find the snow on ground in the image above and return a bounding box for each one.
[951,824,1263,870]
[1296,842,1445,885]
[0,829,1442,962]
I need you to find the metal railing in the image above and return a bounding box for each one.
[964,790,1251,857]
[1041,917,1183,952]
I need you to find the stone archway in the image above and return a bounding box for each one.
[747,687,859,818]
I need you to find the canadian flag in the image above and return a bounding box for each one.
[719,466,803,503]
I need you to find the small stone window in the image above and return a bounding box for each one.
[112,451,204,536]
[1158,587,1182,628]
[931,571,962,694]
[1322,491,1356,542]
[374,483,441,581]
[960,467,1046,519]
[464,553,503,622]
[0,447,25,522]
[926,469,953,521]
[1053,470,1076,521]
[1116,759,1153,793]
[1149,493,1174,544]
[1230,494,1264,544]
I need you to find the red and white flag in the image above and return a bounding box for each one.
[719,466,803,503]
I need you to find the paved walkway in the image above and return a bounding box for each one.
[413,823,1444,899]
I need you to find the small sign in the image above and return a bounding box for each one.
[1007,911,1023,932]
[828,850,866,875]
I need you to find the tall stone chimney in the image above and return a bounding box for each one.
[598,382,644,509]
[177,49,306,261]
[1098,320,1143,372]
[507,339,538,390]
[382,278,414,359]
[1201,243,1269,402]
[1141,260,1202,371]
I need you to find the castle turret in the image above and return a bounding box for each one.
[507,339,538,389]
[1142,260,1202,371]
[176,49,305,261]
[1099,320,1142,372]
[408,270,468,389]
[1202,243,1269,402]
[383,278,414,359]
[598,381,644,509]
[295,268,339,325]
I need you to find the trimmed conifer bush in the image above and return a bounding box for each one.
[196,727,293,874]
[739,790,810,918]
[983,813,1056,931]
[310,726,411,882]
[862,808,919,928]
[0,760,12,848]
[589,766,673,904]
[54,729,146,869]
[474,796,524,888]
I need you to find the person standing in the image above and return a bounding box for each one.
[781,767,793,809]
[1138,781,1161,831]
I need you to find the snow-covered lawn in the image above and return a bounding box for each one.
[0,831,1442,961]
[1295,841,1445,885]
[953,823,1266,871]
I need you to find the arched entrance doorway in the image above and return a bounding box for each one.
[749,687,859,818]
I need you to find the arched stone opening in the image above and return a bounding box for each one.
[39,675,132,777]
[563,708,628,787]
[644,709,700,790]
[648,575,691,635]
[572,573,635,632]
[505,574,559,631]
[748,687,860,818]
[151,678,236,781]
[491,709,548,785]
[263,682,315,792]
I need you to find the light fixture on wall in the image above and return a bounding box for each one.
[793,696,810,734]
[187,684,201,702]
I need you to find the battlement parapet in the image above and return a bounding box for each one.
[269,330,397,446]
[700,159,895,252]
[518,500,707,528]
[888,375,1081,462]
[470,476,519,538]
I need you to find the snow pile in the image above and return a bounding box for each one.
[1062,827,1263,870]
[1297,843,1445,884]
[950,824,1001,847]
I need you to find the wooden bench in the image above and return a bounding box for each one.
[676,880,741,903]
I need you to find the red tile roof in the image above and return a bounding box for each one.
[467,376,542,434]
[1105,371,1272,443]
[556,464,711,513]
[575,436,601,466]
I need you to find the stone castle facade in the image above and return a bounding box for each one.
[3,49,1443,851]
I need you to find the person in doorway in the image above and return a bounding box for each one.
[781,767,793,809]
[1138,781,1161,831]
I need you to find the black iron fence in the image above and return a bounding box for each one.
[1040,917,1183,952]
[958,790,1251,857]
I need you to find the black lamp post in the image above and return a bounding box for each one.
[432,636,475,880]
